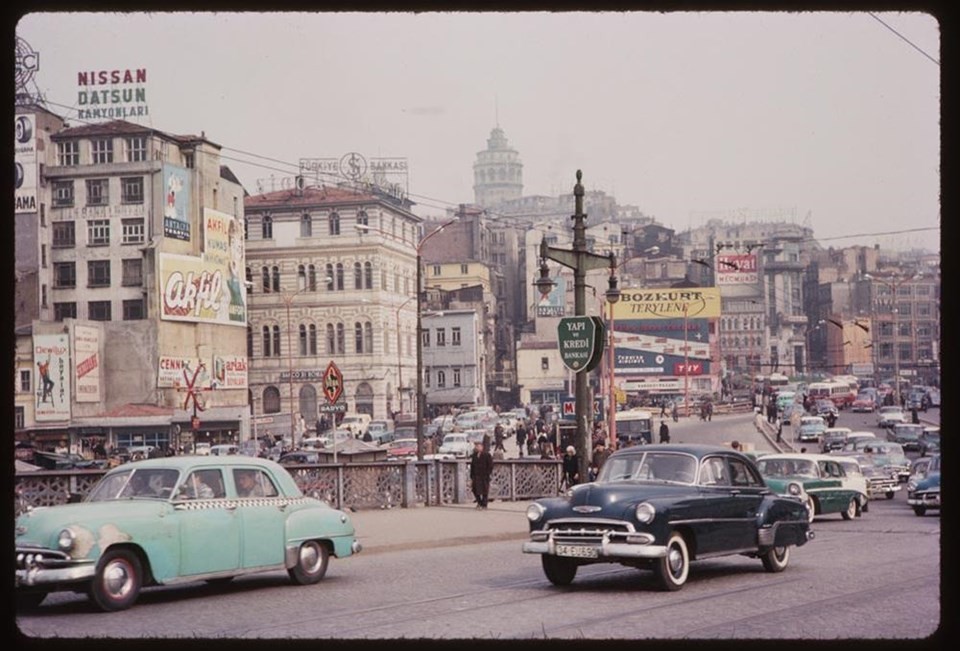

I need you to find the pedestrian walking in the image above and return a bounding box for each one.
[706,401,713,421]
[672,402,679,422]
[493,423,506,452]
[562,445,580,489]
[516,422,526,450]
[659,420,670,443]
[526,429,537,456]
[469,440,493,509]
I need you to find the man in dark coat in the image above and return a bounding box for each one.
[562,445,580,489]
[469,441,494,509]
[659,420,671,443]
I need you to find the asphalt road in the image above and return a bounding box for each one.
[16,411,943,640]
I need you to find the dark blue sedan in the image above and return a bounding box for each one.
[522,444,813,590]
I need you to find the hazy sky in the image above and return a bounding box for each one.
[17,11,941,252]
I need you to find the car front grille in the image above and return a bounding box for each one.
[16,546,72,570]
[546,518,633,544]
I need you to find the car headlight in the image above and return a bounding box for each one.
[526,503,546,522]
[787,482,803,497]
[57,527,76,552]
[635,502,656,524]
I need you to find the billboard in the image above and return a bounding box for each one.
[716,253,759,285]
[73,324,101,403]
[202,208,246,324]
[611,317,712,375]
[159,250,245,327]
[212,355,248,389]
[34,334,71,421]
[536,275,566,317]
[162,164,192,241]
[15,114,37,213]
[157,356,205,388]
[612,287,721,320]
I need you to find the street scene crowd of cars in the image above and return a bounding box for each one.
[16,376,940,611]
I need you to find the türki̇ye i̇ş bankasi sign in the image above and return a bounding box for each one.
[557,316,605,373]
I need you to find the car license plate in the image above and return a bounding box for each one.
[556,544,599,559]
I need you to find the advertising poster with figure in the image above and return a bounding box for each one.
[34,334,71,421]
[202,208,246,324]
[536,276,566,317]
[162,163,191,241]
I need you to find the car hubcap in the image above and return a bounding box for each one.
[103,561,133,599]
[300,543,321,573]
[775,547,786,561]
[668,546,684,577]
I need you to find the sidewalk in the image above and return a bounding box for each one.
[348,500,531,555]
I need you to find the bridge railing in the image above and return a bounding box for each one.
[14,459,564,516]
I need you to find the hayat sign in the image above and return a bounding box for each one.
[716,253,759,286]
[76,67,150,121]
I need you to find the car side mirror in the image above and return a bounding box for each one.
[67,492,84,503]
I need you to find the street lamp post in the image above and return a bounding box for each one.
[281,290,304,450]
[414,218,458,460]
[535,171,618,482]
[864,272,920,406]
[683,303,690,418]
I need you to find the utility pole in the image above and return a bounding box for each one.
[534,171,618,483]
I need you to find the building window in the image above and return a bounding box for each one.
[541,357,549,370]
[247,327,254,357]
[53,180,74,207]
[308,264,317,291]
[432,264,441,275]
[121,218,145,244]
[88,300,112,321]
[436,328,446,347]
[355,322,364,353]
[41,283,47,307]
[329,212,341,235]
[41,243,48,267]
[326,324,336,354]
[121,177,144,204]
[354,262,363,290]
[262,214,273,239]
[299,324,309,356]
[52,221,76,248]
[357,210,368,226]
[364,322,373,354]
[15,406,24,430]
[122,258,143,286]
[336,323,345,354]
[125,136,147,162]
[271,266,280,292]
[243,217,249,240]
[53,262,76,288]
[184,152,195,169]
[20,369,31,392]
[263,386,281,414]
[297,265,307,291]
[54,302,77,321]
[424,368,431,389]
[300,213,312,237]
[308,324,318,355]
[325,264,334,291]
[422,328,430,347]
[262,326,273,357]
[273,325,282,357]
[364,262,373,289]
[453,368,461,387]
[57,141,79,166]
[461,263,469,274]
[335,263,344,290]
[86,178,109,205]
[88,219,110,246]
[452,327,461,346]
[88,260,111,287]
[437,370,446,388]
[91,137,114,164]
[123,298,145,320]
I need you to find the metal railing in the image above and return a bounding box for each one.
[14,459,564,516]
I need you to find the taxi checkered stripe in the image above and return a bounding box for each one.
[175,497,308,510]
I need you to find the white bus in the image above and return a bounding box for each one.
[615,409,654,445]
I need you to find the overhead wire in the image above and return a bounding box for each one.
[867,12,940,66]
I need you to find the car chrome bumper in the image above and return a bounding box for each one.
[907,493,940,507]
[522,539,668,559]
[523,526,667,559]
[15,548,96,587]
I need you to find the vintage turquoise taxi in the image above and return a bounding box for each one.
[756,453,864,522]
[15,456,361,611]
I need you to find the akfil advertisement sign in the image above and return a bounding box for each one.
[34,334,71,421]
[76,67,150,121]
[15,114,37,213]
[158,251,244,327]
[202,208,246,324]
[73,324,101,403]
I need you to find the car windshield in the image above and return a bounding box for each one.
[894,426,921,439]
[87,468,181,501]
[598,452,697,485]
[757,458,817,478]
[838,462,862,476]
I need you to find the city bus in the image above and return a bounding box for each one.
[615,408,654,445]
[807,381,856,409]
